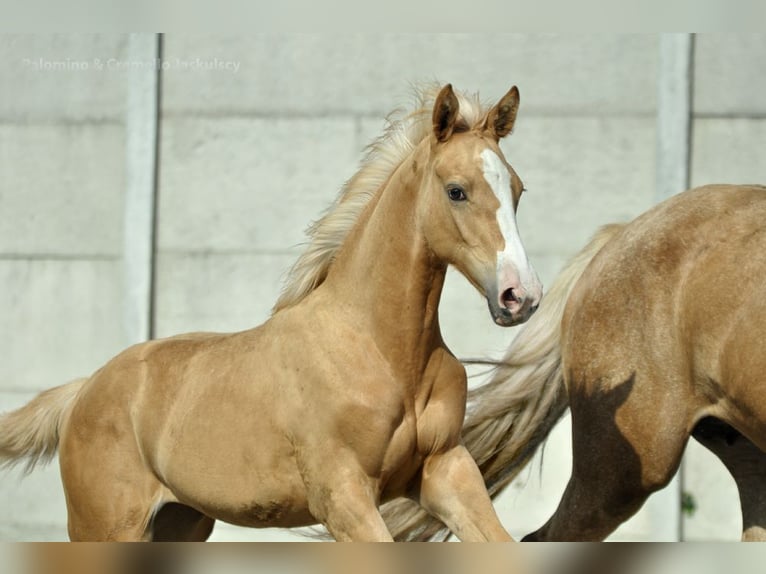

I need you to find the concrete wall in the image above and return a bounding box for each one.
[0,34,130,540]
[1,33,764,541]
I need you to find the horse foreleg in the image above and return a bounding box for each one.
[417,445,513,541]
[321,494,393,542]
[303,462,393,542]
[524,375,690,541]
[692,418,766,541]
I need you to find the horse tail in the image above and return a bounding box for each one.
[0,378,87,473]
[380,223,624,541]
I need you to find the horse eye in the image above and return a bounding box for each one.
[447,186,467,202]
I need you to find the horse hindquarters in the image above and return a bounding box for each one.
[58,376,154,540]
[58,367,214,541]
[61,422,216,541]
[61,423,215,542]
[524,368,691,541]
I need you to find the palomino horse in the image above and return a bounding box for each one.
[0,84,542,541]
[383,183,766,541]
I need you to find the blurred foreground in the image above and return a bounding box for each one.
[5,542,765,574]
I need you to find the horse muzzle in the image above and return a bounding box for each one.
[487,281,542,327]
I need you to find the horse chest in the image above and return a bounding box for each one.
[377,374,468,496]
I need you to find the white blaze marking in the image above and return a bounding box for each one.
[480,148,536,289]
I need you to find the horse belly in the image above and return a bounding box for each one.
[157,430,315,528]
[180,473,315,529]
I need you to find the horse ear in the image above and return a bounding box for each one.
[432,83,459,142]
[484,86,520,140]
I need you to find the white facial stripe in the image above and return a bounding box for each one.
[480,148,535,286]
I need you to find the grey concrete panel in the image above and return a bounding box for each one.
[694,34,766,116]
[0,124,125,257]
[691,119,766,187]
[656,34,692,203]
[154,251,296,338]
[157,117,358,252]
[504,116,656,256]
[0,260,126,393]
[0,34,128,122]
[162,34,657,117]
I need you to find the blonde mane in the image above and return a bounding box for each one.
[272,84,488,313]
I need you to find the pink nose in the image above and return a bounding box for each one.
[499,285,540,316]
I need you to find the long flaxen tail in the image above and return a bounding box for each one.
[0,378,87,473]
[380,224,624,541]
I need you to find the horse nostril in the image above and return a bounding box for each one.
[529,303,539,314]
[501,287,520,307]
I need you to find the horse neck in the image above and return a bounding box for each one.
[323,145,446,371]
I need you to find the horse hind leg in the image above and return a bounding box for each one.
[524,373,690,541]
[692,417,766,542]
[62,453,163,541]
[59,412,178,540]
[64,480,158,541]
[65,466,215,541]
